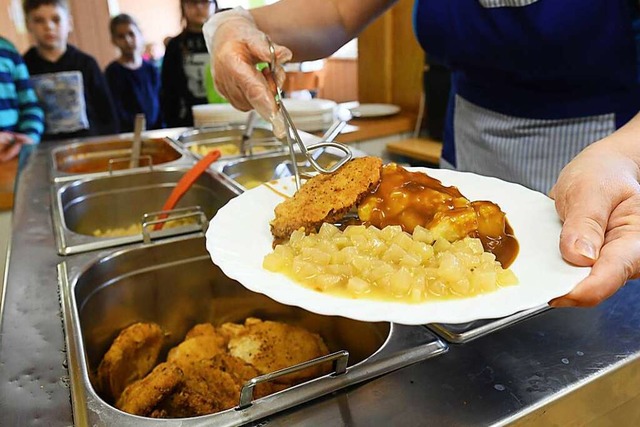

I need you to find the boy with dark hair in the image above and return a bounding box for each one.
[106,14,162,132]
[22,0,118,141]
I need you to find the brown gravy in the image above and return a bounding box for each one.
[357,164,519,267]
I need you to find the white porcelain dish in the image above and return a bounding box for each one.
[207,168,590,325]
[282,98,337,116]
[192,104,250,127]
[350,103,401,118]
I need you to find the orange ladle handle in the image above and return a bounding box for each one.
[153,150,221,231]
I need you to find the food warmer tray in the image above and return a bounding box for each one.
[50,166,241,255]
[50,128,192,183]
[178,124,285,162]
[58,234,448,426]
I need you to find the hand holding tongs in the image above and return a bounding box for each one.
[266,37,352,190]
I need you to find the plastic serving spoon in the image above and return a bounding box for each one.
[153,149,221,231]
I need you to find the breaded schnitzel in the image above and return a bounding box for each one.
[184,323,218,339]
[116,362,183,416]
[154,354,276,417]
[98,318,330,418]
[166,334,227,371]
[228,318,330,384]
[97,322,164,402]
[270,156,382,241]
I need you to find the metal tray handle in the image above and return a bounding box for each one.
[427,304,551,343]
[107,154,153,174]
[141,206,207,244]
[237,350,350,410]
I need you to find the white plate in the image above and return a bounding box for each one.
[206,168,590,325]
[293,120,332,132]
[192,104,250,127]
[350,103,401,118]
[289,111,335,123]
[282,98,337,116]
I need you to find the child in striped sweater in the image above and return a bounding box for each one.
[0,37,44,163]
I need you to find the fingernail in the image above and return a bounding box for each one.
[270,114,286,139]
[574,238,596,260]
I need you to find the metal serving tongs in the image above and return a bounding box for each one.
[266,37,352,190]
[240,110,258,156]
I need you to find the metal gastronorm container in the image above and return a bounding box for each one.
[51,167,240,255]
[50,131,191,182]
[178,124,285,161]
[58,235,448,426]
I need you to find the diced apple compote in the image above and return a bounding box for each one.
[263,223,518,302]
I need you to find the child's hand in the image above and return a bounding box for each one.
[0,132,15,146]
[0,132,33,162]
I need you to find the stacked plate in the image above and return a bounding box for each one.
[349,103,401,118]
[281,98,337,132]
[192,104,250,128]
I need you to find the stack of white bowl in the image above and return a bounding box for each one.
[192,104,250,128]
[281,98,337,132]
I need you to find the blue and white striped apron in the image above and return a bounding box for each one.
[414,0,640,193]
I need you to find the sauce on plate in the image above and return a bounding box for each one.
[358,164,519,267]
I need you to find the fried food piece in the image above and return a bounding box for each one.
[159,354,275,417]
[187,321,246,347]
[184,323,217,339]
[228,318,330,385]
[105,318,329,419]
[270,156,383,241]
[116,362,183,416]
[166,334,227,371]
[217,320,247,342]
[97,322,164,402]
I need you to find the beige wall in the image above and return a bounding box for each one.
[1,0,32,52]
[117,0,183,57]
[357,0,425,114]
[319,58,358,103]
[67,0,116,67]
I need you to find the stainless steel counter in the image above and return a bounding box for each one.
[2,143,640,426]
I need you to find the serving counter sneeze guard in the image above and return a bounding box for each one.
[3,140,640,426]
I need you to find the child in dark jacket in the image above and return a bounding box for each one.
[161,0,218,128]
[22,0,118,141]
[106,14,162,132]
